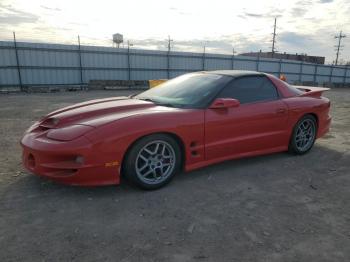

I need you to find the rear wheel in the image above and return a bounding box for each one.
[123,134,181,190]
[289,115,317,154]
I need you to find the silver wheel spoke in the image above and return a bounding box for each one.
[139,164,148,171]
[139,154,148,162]
[154,143,160,154]
[152,170,157,179]
[161,144,166,156]
[144,148,153,156]
[135,140,176,185]
[158,167,164,173]
[142,169,153,177]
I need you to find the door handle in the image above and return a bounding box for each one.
[276,108,286,115]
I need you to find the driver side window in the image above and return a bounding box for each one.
[217,76,279,104]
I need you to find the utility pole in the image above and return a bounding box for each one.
[334,31,346,65]
[13,32,23,91]
[231,47,236,69]
[166,35,173,79]
[271,17,277,58]
[167,35,173,52]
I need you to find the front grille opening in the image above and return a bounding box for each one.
[43,168,78,177]
[47,169,78,177]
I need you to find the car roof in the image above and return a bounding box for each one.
[205,70,265,78]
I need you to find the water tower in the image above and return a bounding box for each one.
[113,33,123,48]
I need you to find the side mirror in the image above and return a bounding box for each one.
[209,98,240,109]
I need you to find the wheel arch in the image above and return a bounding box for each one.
[289,112,319,143]
[307,112,319,126]
[120,131,186,175]
[300,113,319,134]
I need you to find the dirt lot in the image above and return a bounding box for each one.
[0,89,349,262]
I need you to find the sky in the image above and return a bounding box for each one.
[0,0,349,64]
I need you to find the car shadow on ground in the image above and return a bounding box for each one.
[3,142,346,199]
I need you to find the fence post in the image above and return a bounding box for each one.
[342,65,348,87]
[127,41,131,82]
[77,35,83,88]
[278,58,282,77]
[299,61,303,84]
[256,50,261,71]
[13,32,23,91]
[167,50,170,79]
[231,48,235,69]
[329,64,333,87]
[202,46,206,71]
[313,64,318,85]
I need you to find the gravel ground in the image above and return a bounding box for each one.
[0,89,349,262]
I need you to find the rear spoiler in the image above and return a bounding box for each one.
[293,85,330,98]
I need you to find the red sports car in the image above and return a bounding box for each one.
[21,70,331,189]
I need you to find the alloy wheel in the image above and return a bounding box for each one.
[135,140,176,185]
[295,118,316,152]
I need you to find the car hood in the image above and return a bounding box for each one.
[40,96,172,128]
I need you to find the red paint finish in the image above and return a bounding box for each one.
[205,99,289,161]
[21,73,331,186]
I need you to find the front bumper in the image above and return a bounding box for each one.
[21,131,121,186]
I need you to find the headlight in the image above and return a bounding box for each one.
[40,117,60,128]
[46,125,94,141]
[26,121,40,133]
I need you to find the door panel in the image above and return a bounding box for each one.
[205,99,289,160]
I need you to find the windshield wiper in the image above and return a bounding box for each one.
[136,97,183,108]
[137,97,157,103]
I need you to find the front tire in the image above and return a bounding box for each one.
[289,115,317,155]
[123,134,181,190]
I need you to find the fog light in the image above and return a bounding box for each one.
[75,156,84,164]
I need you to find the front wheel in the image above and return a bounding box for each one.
[123,134,181,190]
[289,115,317,155]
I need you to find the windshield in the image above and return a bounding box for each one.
[134,73,231,108]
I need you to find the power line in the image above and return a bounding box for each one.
[334,31,346,65]
[271,17,277,57]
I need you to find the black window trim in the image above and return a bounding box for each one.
[208,74,282,107]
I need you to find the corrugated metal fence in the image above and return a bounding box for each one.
[0,40,349,89]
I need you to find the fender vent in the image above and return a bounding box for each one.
[190,141,199,157]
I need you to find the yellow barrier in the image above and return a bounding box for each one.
[149,79,168,88]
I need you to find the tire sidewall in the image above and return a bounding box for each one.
[123,134,181,190]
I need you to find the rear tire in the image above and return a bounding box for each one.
[289,115,317,155]
[123,134,181,190]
